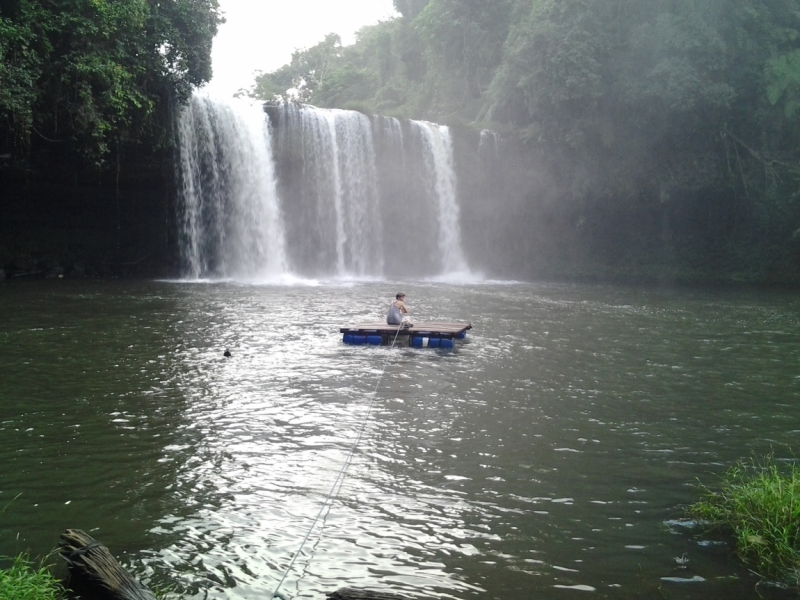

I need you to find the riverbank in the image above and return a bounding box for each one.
[2,258,799,289]
[0,252,174,281]
[689,457,800,591]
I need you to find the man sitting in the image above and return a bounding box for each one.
[387,292,412,328]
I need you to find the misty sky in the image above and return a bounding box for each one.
[203,0,398,98]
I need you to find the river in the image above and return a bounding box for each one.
[1,279,798,599]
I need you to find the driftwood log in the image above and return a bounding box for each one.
[59,529,156,600]
[59,529,429,600]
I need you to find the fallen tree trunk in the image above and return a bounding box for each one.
[59,529,156,600]
[60,529,432,600]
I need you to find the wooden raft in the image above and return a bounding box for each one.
[340,321,472,346]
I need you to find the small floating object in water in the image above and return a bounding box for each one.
[553,584,596,591]
[224,349,231,357]
[660,575,705,583]
[697,540,727,548]
[664,518,708,530]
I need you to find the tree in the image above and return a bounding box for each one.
[247,0,800,282]
[393,0,429,19]
[250,33,343,103]
[415,0,514,119]
[0,0,223,166]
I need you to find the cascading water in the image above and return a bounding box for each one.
[410,121,470,275]
[479,129,500,158]
[177,95,475,279]
[270,103,384,277]
[176,94,287,280]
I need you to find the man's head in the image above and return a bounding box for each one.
[396,292,406,300]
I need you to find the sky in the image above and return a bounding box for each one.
[203,0,398,98]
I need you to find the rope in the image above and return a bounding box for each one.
[271,323,405,600]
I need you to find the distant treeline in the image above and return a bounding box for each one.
[250,0,800,284]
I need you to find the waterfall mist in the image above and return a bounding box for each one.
[269,104,383,277]
[176,95,287,280]
[176,95,478,281]
[411,121,469,275]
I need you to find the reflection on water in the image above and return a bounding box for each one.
[1,280,799,599]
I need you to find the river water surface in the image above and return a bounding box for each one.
[1,280,799,600]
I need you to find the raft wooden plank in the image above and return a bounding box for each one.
[340,321,471,335]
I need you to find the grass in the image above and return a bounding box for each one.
[0,554,65,600]
[688,456,800,587]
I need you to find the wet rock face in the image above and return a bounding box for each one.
[0,151,176,279]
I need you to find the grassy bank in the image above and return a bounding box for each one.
[0,553,65,600]
[689,457,800,587]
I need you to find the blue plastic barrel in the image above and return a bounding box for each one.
[352,335,366,345]
[343,333,354,344]
[428,337,440,348]
[440,338,454,349]
[411,337,424,348]
[457,331,466,339]
[367,335,382,345]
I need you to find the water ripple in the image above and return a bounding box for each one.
[1,281,799,600]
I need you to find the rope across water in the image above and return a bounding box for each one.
[271,323,405,600]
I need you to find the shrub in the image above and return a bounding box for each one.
[689,456,800,587]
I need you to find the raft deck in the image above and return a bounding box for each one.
[340,322,472,347]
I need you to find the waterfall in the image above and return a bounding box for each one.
[176,95,476,280]
[479,129,500,158]
[176,94,287,280]
[270,103,383,277]
[410,121,469,274]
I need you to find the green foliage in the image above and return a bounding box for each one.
[766,49,800,118]
[415,0,514,119]
[689,457,800,587]
[0,554,65,600]
[0,1,50,154]
[252,0,800,282]
[393,0,429,20]
[249,22,421,111]
[316,65,378,106]
[0,0,222,167]
[487,0,612,142]
[251,33,343,103]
